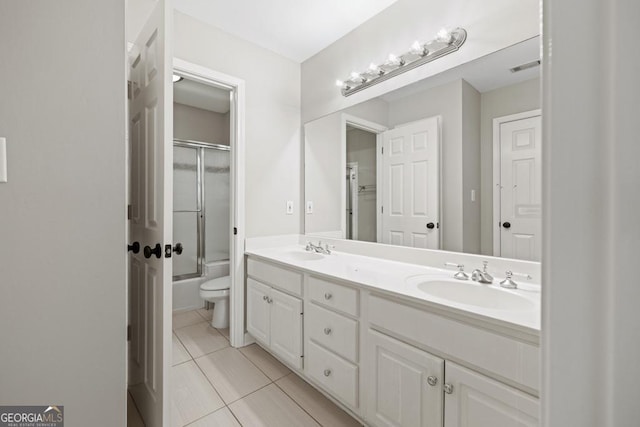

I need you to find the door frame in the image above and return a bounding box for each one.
[173,58,246,347]
[492,108,541,256]
[346,162,359,240]
[339,114,387,241]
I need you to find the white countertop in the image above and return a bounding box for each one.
[246,245,541,336]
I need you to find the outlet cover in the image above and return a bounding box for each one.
[286,201,294,215]
[306,201,313,214]
[0,138,7,183]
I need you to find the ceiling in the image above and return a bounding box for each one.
[174,0,400,62]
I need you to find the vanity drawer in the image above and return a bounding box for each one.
[306,303,358,363]
[306,339,358,409]
[247,258,303,296]
[308,276,358,316]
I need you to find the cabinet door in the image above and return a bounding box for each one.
[270,287,303,370]
[444,362,539,427]
[246,278,271,345]
[366,330,444,427]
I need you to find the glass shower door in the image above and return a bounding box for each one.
[173,145,201,279]
[204,148,230,262]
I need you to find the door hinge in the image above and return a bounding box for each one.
[233,227,238,236]
[164,244,172,258]
[127,204,132,220]
[381,146,384,155]
[381,206,384,214]
[127,325,131,341]
[437,222,440,229]
[127,80,132,100]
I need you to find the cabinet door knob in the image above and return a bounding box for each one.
[263,295,268,301]
[427,376,438,387]
[323,327,332,335]
[267,297,273,304]
[443,383,454,394]
[323,369,332,377]
[324,292,332,300]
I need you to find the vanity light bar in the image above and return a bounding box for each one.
[337,28,467,97]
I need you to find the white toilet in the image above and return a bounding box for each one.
[199,275,230,329]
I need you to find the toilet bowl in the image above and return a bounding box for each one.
[199,276,230,329]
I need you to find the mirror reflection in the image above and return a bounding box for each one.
[304,38,541,261]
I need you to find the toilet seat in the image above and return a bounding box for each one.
[200,276,230,291]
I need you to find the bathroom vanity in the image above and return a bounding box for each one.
[245,243,540,427]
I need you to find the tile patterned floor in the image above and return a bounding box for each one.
[128,308,362,427]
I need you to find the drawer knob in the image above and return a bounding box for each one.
[263,295,268,301]
[323,369,332,377]
[427,376,438,387]
[444,383,454,394]
[324,292,332,300]
[323,327,332,335]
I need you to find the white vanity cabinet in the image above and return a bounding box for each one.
[443,362,539,427]
[246,260,304,370]
[366,330,444,427]
[304,275,361,411]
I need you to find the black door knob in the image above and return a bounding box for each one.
[127,242,140,254]
[502,221,511,229]
[426,222,435,229]
[173,243,183,255]
[144,243,162,259]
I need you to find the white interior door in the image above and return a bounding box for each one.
[128,1,172,425]
[498,114,542,261]
[381,117,440,249]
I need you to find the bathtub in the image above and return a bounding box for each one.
[172,260,230,311]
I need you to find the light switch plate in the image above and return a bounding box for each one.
[0,137,7,183]
[286,201,294,215]
[306,201,313,214]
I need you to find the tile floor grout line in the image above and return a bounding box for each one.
[237,344,289,383]
[272,375,328,427]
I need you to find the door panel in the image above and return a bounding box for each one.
[270,288,303,369]
[246,279,271,345]
[499,115,541,261]
[382,117,440,249]
[128,1,172,425]
[366,330,444,427]
[444,362,539,427]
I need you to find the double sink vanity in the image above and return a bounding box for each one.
[245,239,540,427]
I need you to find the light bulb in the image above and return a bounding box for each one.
[388,54,398,63]
[350,72,361,80]
[368,63,378,71]
[411,40,422,52]
[437,28,451,41]
[335,79,345,87]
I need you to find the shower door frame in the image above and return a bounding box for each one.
[173,140,231,282]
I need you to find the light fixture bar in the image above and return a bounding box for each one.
[339,28,467,97]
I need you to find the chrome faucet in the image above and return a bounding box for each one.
[499,271,532,289]
[305,241,333,255]
[471,261,493,284]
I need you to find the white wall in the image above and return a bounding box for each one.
[542,0,640,425]
[174,103,230,145]
[480,78,540,255]
[0,2,127,426]
[461,80,481,254]
[301,0,539,122]
[173,11,301,238]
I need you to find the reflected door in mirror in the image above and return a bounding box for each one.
[382,116,440,249]
[498,114,542,261]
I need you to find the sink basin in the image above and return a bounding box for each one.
[416,280,535,311]
[281,251,324,261]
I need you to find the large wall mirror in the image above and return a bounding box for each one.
[304,37,541,261]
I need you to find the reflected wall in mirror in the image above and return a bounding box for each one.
[304,38,541,261]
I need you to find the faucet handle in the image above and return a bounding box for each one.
[445,262,469,280]
[500,271,519,289]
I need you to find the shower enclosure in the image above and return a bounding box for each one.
[173,139,230,280]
